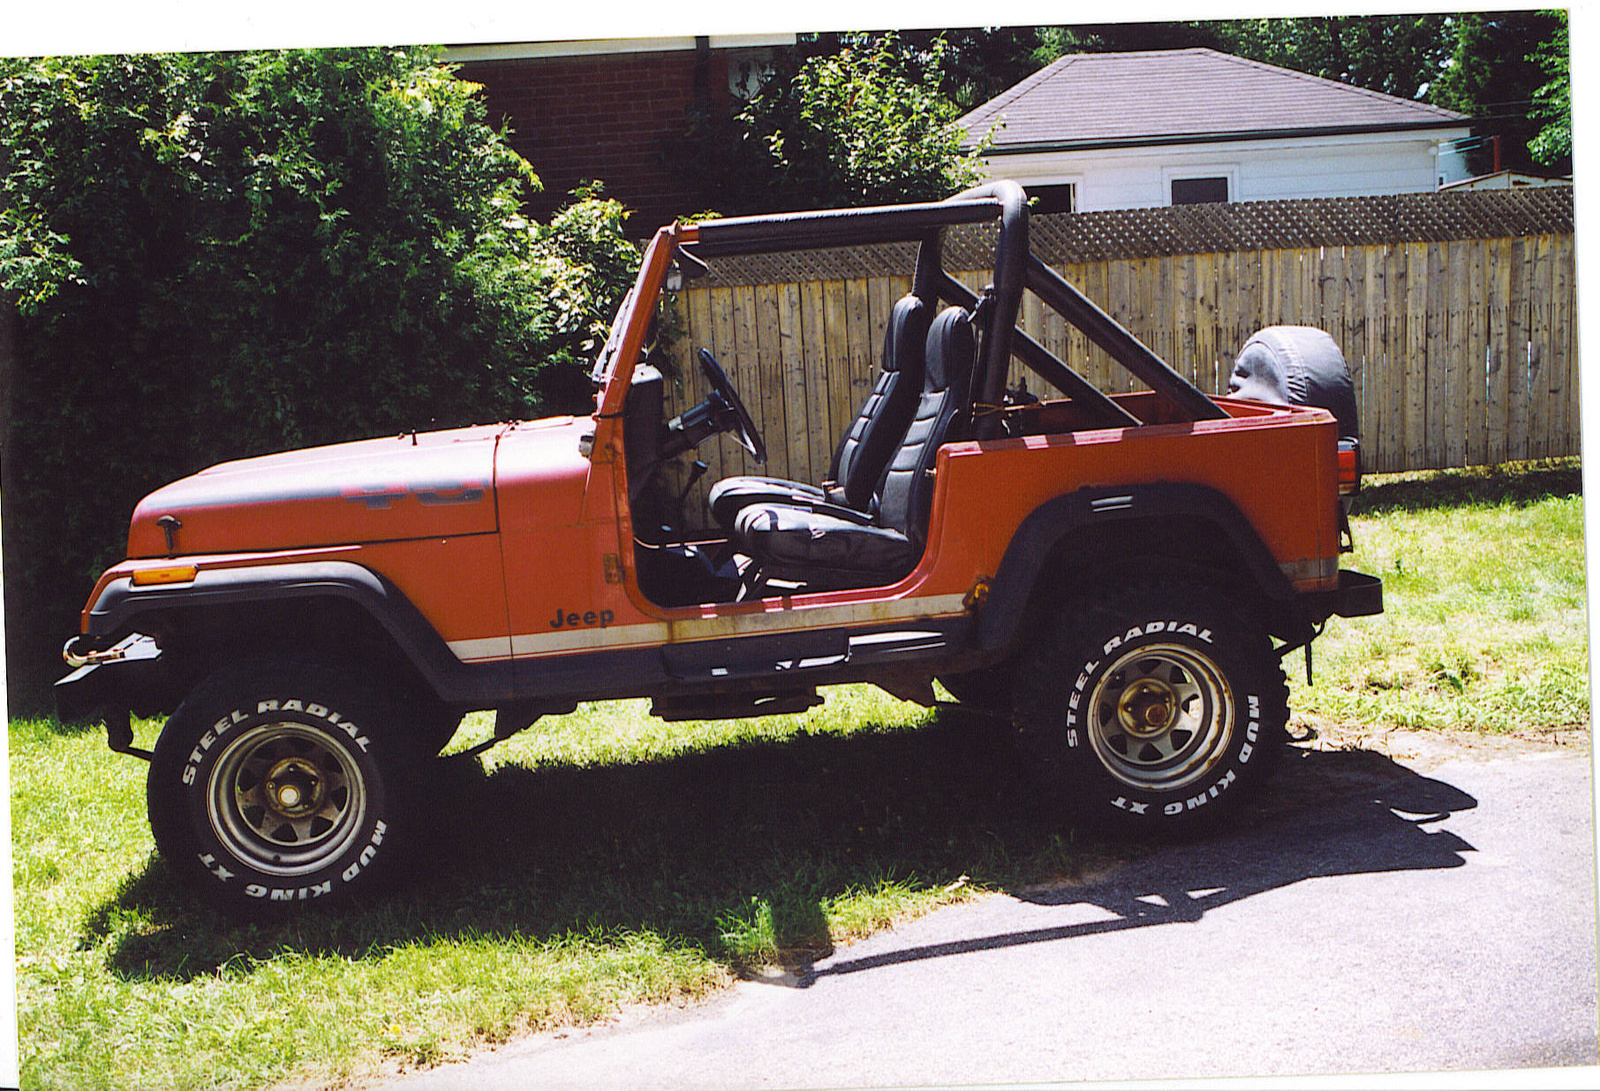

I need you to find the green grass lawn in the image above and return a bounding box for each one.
[1290,459,1588,734]
[10,459,1588,1090]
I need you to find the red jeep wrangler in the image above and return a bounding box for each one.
[57,182,1381,909]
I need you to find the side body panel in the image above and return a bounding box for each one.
[925,402,1343,597]
[470,393,1341,673]
[84,535,513,657]
[489,415,653,665]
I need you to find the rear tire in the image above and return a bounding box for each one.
[1014,581,1287,834]
[148,659,422,911]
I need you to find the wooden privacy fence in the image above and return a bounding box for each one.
[662,189,1577,518]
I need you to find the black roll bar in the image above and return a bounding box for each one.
[687,180,1226,429]
[689,196,1003,257]
[911,227,945,301]
[933,272,1140,429]
[1026,256,1227,422]
[942,182,1031,440]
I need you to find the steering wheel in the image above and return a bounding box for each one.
[697,349,767,463]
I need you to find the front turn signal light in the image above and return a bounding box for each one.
[132,564,199,587]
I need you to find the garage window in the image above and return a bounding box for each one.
[1028,183,1077,214]
[1170,176,1230,205]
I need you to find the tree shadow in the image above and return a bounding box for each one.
[1349,458,1580,516]
[85,709,1477,984]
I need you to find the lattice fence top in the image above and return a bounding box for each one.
[693,187,1574,288]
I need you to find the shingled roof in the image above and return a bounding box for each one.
[962,48,1470,153]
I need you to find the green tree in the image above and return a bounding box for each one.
[1,49,635,706]
[684,33,986,214]
[989,16,1453,101]
[1399,10,1566,174]
[1208,14,1454,100]
[851,27,1092,113]
[1528,11,1571,169]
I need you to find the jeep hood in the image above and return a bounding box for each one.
[128,423,515,557]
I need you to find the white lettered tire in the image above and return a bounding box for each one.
[148,659,419,910]
[1014,581,1288,833]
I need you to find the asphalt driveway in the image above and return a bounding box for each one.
[379,730,1598,1089]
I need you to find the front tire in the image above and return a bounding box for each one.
[938,663,1013,711]
[148,659,419,910]
[1014,581,1287,834]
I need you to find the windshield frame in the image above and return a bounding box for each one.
[591,223,693,423]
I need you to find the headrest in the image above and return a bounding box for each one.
[923,307,975,393]
[882,294,932,374]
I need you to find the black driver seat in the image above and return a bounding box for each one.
[731,305,976,591]
[706,293,932,530]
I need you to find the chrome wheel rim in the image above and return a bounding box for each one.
[207,722,367,876]
[1086,643,1234,792]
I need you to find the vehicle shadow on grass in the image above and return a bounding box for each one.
[87,709,1477,984]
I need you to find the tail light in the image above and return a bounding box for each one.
[1337,439,1361,495]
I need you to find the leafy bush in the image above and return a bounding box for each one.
[1528,12,1571,169]
[522,183,644,406]
[0,49,636,706]
[683,33,986,215]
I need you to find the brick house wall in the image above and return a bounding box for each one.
[455,42,748,233]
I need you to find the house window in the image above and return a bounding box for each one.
[1027,183,1077,214]
[1171,176,1230,205]
[727,49,776,99]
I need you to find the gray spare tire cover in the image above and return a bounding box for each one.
[1228,325,1359,442]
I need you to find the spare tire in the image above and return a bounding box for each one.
[1228,325,1359,442]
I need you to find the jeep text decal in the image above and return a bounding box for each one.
[550,606,616,629]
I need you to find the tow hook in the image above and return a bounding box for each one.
[62,632,159,669]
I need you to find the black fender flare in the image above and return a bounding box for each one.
[82,560,510,706]
[975,483,1305,651]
